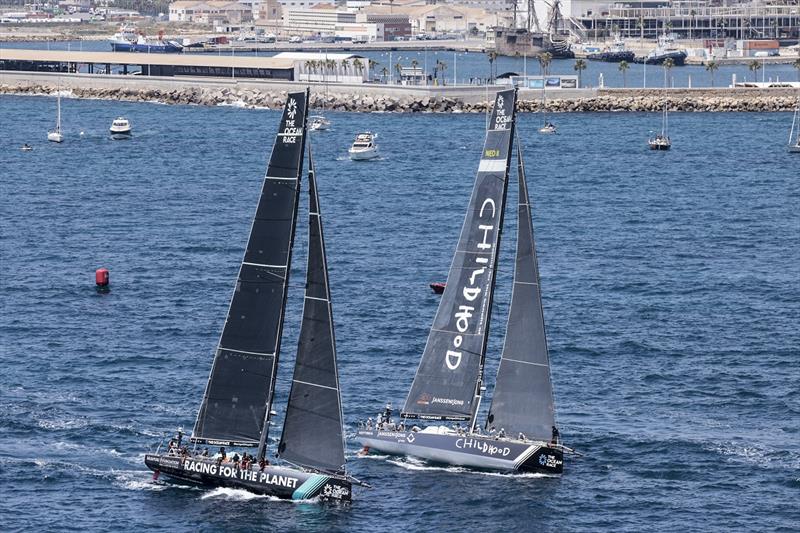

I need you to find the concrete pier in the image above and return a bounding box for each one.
[2,71,797,112]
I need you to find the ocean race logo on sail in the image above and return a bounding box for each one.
[182,459,299,489]
[282,97,302,144]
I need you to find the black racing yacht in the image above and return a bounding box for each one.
[145,89,362,501]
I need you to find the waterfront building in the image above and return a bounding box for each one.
[284,4,357,34]
[357,12,412,40]
[168,1,253,24]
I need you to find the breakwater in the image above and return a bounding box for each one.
[2,79,797,112]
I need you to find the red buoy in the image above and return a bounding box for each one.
[95,268,109,287]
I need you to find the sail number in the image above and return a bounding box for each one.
[484,149,500,158]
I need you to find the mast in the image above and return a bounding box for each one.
[56,92,61,132]
[277,142,346,474]
[402,89,517,423]
[191,90,309,458]
[485,135,557,442]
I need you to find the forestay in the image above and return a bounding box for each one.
[192,90,309,447]
[485,137,556,442]
[278,144,346,474]
[402,89,517,421]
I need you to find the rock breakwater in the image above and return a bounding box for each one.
[2,82,796,112]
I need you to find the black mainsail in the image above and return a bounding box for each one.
[402,89,517,422]
[277,145,346,474]
[485,138,556,441]
[192,90,309,449]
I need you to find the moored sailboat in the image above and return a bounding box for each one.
[648,104,671,151]
[357,89,565,475]
[145,90,360,501]
[48,92,64,143]
[788,100,800,153]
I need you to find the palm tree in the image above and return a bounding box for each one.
[538,51,553,76]
[618,60,629,88]
[340,59,350,77]
[705,60,719,87]
[573,58,587,88]
[368,58,378,81]
[395,61,403,84]
[380,66,389,83]
[307,59,317,80]
[352,58,364,80]
[662,57,674,88]
[487,51,498,83]
[327,59,337,82]
[748,59,761,82]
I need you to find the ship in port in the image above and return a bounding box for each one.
[110,25,183,53]
[490,0,575,58]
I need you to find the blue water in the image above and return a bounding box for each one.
[1,95,798,532]
[4,39,799,87]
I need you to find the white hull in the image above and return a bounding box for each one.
[357,428,563,474]
[349,148,379,161]
[48,132,63,143]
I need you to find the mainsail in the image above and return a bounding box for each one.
[485,137,556,441]
[277,145,346,474]
[192,90,309,447]
[402,89,517,421]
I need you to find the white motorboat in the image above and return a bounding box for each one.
[48,92,64,143]
[348,132,379,160]
[539,122,557,135]
[110,117,132,137]
[309,115,330,131]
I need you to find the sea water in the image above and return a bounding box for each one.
[0,95,798,531]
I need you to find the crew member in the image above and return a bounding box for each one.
[551,426,560,445]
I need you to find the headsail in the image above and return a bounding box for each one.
[277,144,346,474]
[192,90,309,448]
[402,89,517,421]
[485,137,556,442]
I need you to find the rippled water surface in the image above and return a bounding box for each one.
[1,95,798,532]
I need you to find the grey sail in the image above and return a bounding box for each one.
[277,144,346,474]
[403,89,517,421]
[192,90,309,447]
[485,137,556,442]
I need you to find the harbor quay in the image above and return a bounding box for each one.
[2,70,797,112]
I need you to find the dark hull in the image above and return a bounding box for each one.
[111,42,183,54]
[635,51,687,66]
[587,51,635,62]
[144,454,352,501]
[357,428,563,474]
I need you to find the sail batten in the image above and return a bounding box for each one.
[402,89,518,421]
[278,143,346,475]
[192,91,309,448]
[485,137,557,442]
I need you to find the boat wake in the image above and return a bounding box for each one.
[386,456,556,478]
[200,487,320,504]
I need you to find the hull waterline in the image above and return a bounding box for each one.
[144,454,352,501]
[357,429,563,474]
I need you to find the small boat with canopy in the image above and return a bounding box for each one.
[648,104,671,151]
[144,89,363,501]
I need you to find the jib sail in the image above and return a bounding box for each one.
[278,144,346,474]
[485,137,556,442]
